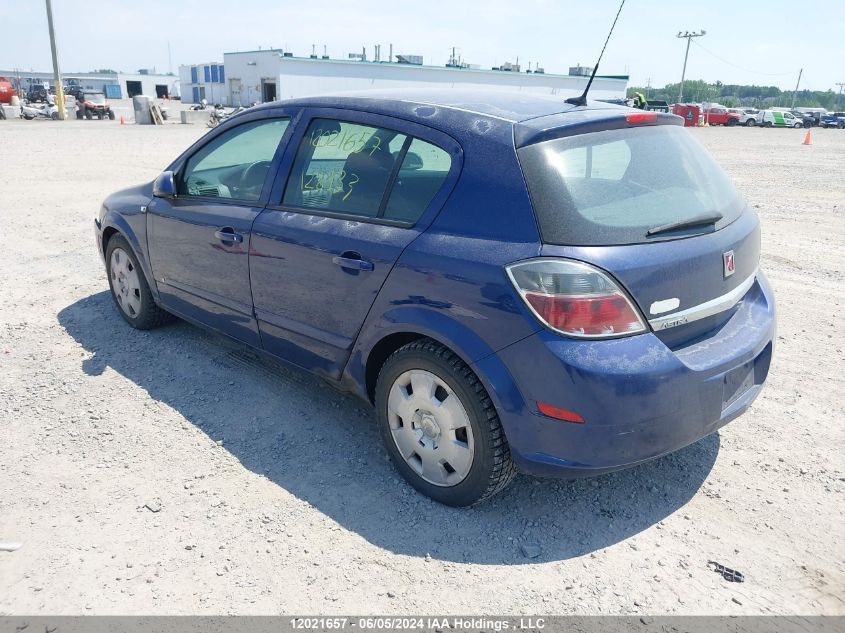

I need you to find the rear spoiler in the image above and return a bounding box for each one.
[514,110,683,148]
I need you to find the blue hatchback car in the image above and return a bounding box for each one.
[95,90,775,506]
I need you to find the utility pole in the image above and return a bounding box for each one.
[676,30,705,103]
[837,83,845,107]
[791,68,803,109]
[45,0,65,119]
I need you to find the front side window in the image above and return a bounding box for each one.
[178,118,289,202]
[283,119,407,218]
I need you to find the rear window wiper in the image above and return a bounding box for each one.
[647,212,723,237]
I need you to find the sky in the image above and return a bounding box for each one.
[1,0,842,93]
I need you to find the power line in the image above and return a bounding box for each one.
[690,38,796,78]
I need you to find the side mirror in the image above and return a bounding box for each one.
[153,171,176,198]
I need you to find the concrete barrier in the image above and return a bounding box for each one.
[1,105,21,119]
[180,109,211,125]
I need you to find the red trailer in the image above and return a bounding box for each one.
[672,103,701,127]
[0,76,15,104]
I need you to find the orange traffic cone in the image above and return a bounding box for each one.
[119,115,125,125]
[802,129,811,145]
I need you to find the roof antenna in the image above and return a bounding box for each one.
[566,0,626,107]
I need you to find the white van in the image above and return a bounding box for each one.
[758,110,804,128]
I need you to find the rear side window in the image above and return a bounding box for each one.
[518,125,745,245]
[383,138,451,223]
[283,119,406,218]
[179,118,289,201]
[282,119,451,224]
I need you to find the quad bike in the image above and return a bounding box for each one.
[76,92,115,120]
[20,101,62,120]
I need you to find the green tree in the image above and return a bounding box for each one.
[628,79,836,109]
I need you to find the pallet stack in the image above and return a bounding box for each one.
[149,103,165,125]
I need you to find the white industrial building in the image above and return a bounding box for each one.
[178,49,628,106]
[177,61,227,105]
[0,69,180,99]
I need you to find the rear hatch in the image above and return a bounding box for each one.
[516,112,759,348]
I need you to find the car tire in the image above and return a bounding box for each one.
[97,111,103,120]
[51,112,58,120]
[105,234,172,330]
[746,119,756,127]
[107,110,115,120]
[375,338,516,506]
[763,121,773,128]
[839,122,845,130]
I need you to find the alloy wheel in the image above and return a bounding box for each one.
[110,247,142,318]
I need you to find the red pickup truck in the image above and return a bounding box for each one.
[703,107,740,126]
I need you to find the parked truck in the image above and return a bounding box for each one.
[820,112,845,129]
[703,106,740,126]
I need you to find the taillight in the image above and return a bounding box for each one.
[626,111,658,125]
[505,258,648,339]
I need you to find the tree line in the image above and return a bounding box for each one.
[628,79,844,110]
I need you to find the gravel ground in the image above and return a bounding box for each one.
[0,117,842,615]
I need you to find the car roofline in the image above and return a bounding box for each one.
[250,94,521,122]
[245,93,684,147]
[248,92,632,124]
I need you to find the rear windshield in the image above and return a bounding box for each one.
[518,125,745,245]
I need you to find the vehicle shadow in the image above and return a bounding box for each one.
[58,292,719,565]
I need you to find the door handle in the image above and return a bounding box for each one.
[214,228,243,243]
[332,253,374,271]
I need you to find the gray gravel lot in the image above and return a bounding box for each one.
[0,116,842,615]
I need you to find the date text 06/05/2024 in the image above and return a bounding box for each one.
[290,617,547,630]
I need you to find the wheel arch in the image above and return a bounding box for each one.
[101,225,120,254]
[99,211,160,303]
[346,307,528,426]
[352,322,529,495]
[363,331,428,403]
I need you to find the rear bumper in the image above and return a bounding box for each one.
[476,272,776,477]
